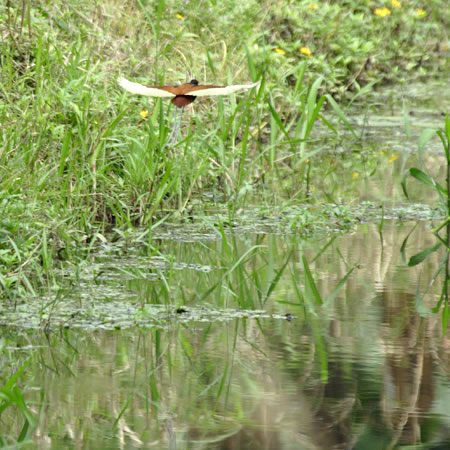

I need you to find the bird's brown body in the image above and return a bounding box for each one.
[146,79,220,107]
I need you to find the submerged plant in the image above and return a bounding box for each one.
[402,114,450,333]
[0,359,36,445]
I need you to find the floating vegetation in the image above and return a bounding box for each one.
[0,301,290,331]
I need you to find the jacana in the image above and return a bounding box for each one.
[118,77,260,142]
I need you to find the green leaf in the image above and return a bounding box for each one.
[409,167,435,187]
[409,168,446,195]
[401,170,410,199]
[400,224,417,264]
[408,242,441,266]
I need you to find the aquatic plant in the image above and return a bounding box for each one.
[402,114,450,333]
[0,360,36,445]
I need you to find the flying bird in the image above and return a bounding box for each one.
[118,77,260,142]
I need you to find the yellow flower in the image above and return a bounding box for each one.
[352,172,359,179]
[374,8,391,17]
[300,47,312,57]
[176,13,184,20]
[308,4,318,9]
[389,155,398,162]
[140,110,149,119]
[391,0,401,8]
[274,48,285,55]
[415,9,426,17]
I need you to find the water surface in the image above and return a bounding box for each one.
[2,221,449,449]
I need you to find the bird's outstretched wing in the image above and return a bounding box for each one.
[118,78,175,97]
[189,81,260,97]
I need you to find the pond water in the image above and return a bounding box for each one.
[1,80,449,448]
[1,221,449,449]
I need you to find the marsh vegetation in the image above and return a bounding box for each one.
[1,0,449,448]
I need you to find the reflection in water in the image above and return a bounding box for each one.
[380,290,443,449]
[1,222,449,448]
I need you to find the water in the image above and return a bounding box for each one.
[1,220,449,449]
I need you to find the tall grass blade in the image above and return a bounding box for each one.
[263,250,293,305]
[325,266,355,305]
[400,224,418,264]
[293,60,307,97]
[245,47,256,81]
[303,256,323,305]
[306,77,323,124]
[325,94,357,137]
[113,398,131,428]
[442,295,449,336]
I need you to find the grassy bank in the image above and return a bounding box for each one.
[0,0,448,297]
